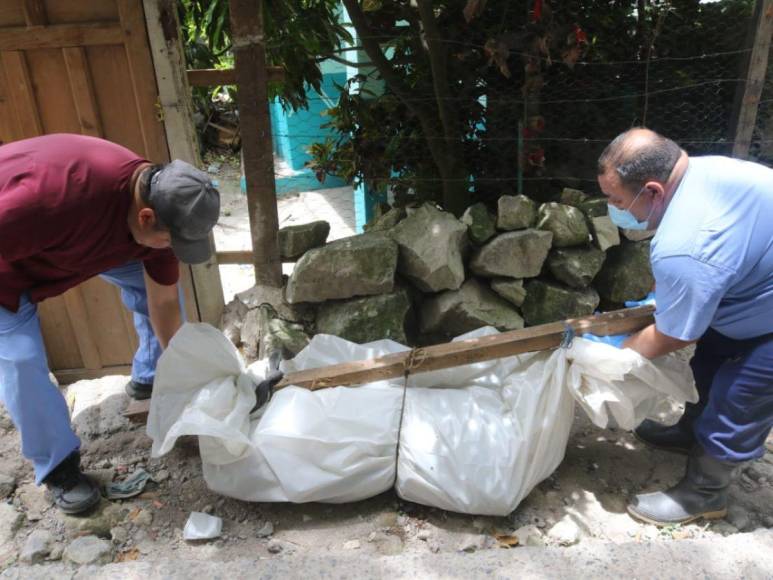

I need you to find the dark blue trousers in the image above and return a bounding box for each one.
[682,328,773,463]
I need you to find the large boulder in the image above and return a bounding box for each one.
[420,279,524,338]
[593,240,654,305]
[590,215,620,252]
[461,203,496,245]
[497,195,537,231]
[521,280,600,326]
[286,233,397,303]
[546,247,606,289]
[315,287,412,344]
[536,202,590,247]
[490,278,526,307]
[364,206,406,233]
[389,204,467,292]
[469,229,553,278]
[278,220,330,261]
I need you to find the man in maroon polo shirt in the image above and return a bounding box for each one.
[0,133,220,513]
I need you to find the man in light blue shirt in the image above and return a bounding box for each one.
[596,128,773,526]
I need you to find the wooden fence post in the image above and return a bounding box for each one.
[229,0,282,287]
[731,0,773,159]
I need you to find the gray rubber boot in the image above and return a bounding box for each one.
[43,452,101,515]
[634,419,696,455]
[627,446,736,526]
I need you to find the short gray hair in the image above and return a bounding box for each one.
[597,128,682,192]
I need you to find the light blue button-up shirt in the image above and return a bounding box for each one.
[651,156,773,341]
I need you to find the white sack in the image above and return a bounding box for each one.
[147,323,696,516]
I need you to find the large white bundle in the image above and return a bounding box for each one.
[147,323,695,516]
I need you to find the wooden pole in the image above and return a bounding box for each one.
[124,306,655,423]
[731,0,773,158]
[229,0,282,287]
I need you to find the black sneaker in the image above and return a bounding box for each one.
[42,452,101,515]
[125,380,153,400]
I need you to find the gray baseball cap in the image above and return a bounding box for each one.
[148,160,220,264]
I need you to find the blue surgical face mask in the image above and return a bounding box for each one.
[607,188,653,230]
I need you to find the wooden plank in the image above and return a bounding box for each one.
[186,66,284,86]
[732,0,773,158]
[63,46,103,136]
[24,48,81,134]
[116,0,168,162]
[229,0,282,287]
[143,0,224,325]
[0,54,21,143]
[123,306,656,424]
[79,278,137,366]
[0,23,123,51]
[62,288,102,370]
[55,365,133,385]
[23,0,47,26]
[216,250,254,264]
[275,306,657,391]
[0,50,42,137]
[38,297,83,370]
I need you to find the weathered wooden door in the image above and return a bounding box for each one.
[0,0,211,382]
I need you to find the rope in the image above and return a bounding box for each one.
[560,323,575,349]
[392,349,414,488]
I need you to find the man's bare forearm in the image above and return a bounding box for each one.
[622,323,694,359]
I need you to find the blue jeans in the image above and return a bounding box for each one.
[684,328,773,463]
[0,262,178,483]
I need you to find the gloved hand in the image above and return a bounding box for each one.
[582,333,629,349]
[252,369,284,411]
[625,291,656,308]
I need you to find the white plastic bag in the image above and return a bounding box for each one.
[147,323,696,515]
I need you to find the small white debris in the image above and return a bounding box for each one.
[343,540,361,550]
[183,512,223,541]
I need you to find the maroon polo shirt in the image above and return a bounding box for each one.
[0,134,179,313]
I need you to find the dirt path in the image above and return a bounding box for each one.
[1,373,772,574]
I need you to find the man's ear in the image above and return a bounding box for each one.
[138,208,157,228]
[644,180,666,201]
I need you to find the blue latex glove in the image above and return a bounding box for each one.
[625,291,656,308]
[582,333,629,348]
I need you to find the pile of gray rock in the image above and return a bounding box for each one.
[221,188,655,358]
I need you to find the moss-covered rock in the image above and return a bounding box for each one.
[389,203,467,292]
[420,279,524,338]
[469,229,553,278]
[593,240,654,305]
[521,279,600,326]
[590,215,621,252]
[490,278,526,307]
[579,197,609,218]
[364,206,407,233]
[536,202,590,247]
[497,195,537,231]
[286,232,397,303]
[461,203,496,245]
[546,247,606,289]
[278,221,330,261]
[559,187,588,207]
[315,288,411,344]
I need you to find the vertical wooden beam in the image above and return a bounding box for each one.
[116,0,169,162]
[0,51,42,138]
[22,0,47,26]
[731,0,773,158]
[142,0,225,325]
[63,47,103,137]
[229,0,282,287]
